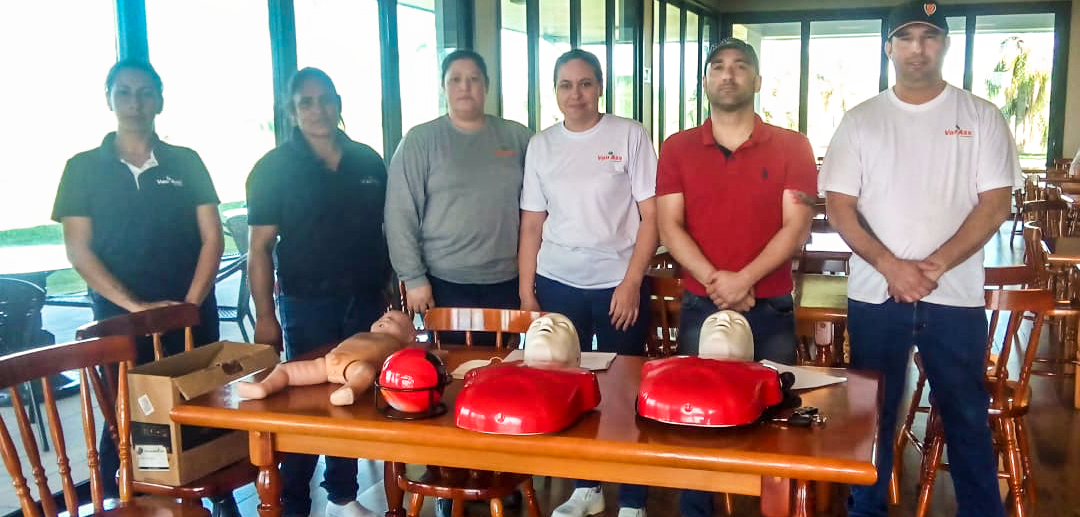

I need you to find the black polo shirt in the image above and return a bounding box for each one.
[246,128,390,297]
[51,133,220,302]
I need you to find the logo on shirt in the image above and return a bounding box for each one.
[494,149,517,157]
[597,151,624,162]
[944,125,973,138]
[155,176,184,187]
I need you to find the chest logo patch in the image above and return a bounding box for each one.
[761,167,769,180]
[597,151,624,163]
[944,124,973,138]
[155,175,184,187]
[494,149,517,157]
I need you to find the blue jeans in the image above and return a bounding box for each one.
[428,276,519,345]
[278,291,384,516]
[678,291,797,517]
[534,275,650,355]
[846,299,1003,517]
[535,275,649,507]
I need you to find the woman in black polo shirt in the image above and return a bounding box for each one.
[51,59,224,498]
[246,67,389,517]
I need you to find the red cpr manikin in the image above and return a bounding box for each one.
[637,357,783,427]
[454,313,601,434]
[455,361,601,434]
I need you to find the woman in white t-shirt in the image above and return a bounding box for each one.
[518,48,657,517]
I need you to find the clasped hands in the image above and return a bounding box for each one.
[705,270,756,312]
[881,255,944,303]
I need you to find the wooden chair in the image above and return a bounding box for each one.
[1022,223,1080,380]
[75,304,257,514]
[1020,198,1071,241]
[913,288,1053,517]
[0,278,52,452]
[0,335,208,517]
[645,274,683,357]
[423,307,543,348]
[888,264,1034,505]
[400,307,543,517]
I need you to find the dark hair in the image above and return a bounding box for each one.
[553,49,604,87]
[440,50,490,87]
[286,67,344,128]
[105,59,163,95]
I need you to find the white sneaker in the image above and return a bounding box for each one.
[326,501,376,517]
[617,508,645,517]
[552,486,605,517]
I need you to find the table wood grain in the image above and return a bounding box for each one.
[171,349,880,517]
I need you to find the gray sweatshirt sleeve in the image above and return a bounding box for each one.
[385,130,431,290]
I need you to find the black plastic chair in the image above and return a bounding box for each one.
[0,277,52,450]
[217,213,254,341]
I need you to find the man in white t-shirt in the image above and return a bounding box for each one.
[818,2,1022,516]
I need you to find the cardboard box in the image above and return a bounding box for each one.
[127,341,279,486]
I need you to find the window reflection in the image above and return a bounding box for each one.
[146,0,276,205]
[500,0,529,126]
[972,13,1055,167]
[807,19,882,156]
[295,0,384,154]
[735,22,801,132]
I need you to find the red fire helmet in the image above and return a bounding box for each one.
[637,357,783,427]
[378,348,448,414]
[455,362,601,435]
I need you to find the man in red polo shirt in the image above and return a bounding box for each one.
[656,36,817,517]
[657,38,817,364]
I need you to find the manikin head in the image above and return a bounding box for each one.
[523,313,581,366]
[370,311,417,344]
[699,310,754,361]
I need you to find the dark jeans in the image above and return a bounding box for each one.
[535,275,648,505]
[846,299,1002,517]
[92,292,218,498]
[678,291,796,517]
[534,275,650,355]
[428,276,519,345]
[278,291,385,516]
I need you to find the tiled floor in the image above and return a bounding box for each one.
[5,226,1080,517]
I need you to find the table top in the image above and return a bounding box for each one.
[1048,237,1080,263]
[0,244,71,276]
[803,232,852,258]
[171,349,881,486]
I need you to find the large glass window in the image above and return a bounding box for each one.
[662,3,681,139]
[581,0,608,107]
[699,16,712,124]
[683,11,699,129]
[734,22,801,131]
[539,0,571,128]
[146,0,275,205]
[500,0,529,126]
[651,0,661,143]
[807,19,882,156]
[0,2,116,234]
[612,0,636,118]
[972,13,1055,168]
[294,0,384,153]
[399,0,447,136]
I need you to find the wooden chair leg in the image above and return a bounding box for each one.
[490,495,505,517]
[891,367,928,505]
[451,496,465,517]
[407,492,424,517]
[722,493,734,515]
[1015,416,1036,513]
[915,409,945,517]
[1002,418,1027,517]
[523,478,542,517]
[814,482,832,513]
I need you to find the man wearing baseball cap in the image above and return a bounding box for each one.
[656,36,817,516]
[819,1,1022,516]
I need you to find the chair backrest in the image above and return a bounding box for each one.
[224,214,249,255]
[75,303,200,361]
[1022,198,1070,239]
[984,265,1034,289]
[646,275,682,357]
[984,289,1054,411]
[0,278,46,356]
[0,335,138,517]
[423,308,543,348]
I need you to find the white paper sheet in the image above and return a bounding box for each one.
[759,360,847,390]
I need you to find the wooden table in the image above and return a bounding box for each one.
[171,349,880,517]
